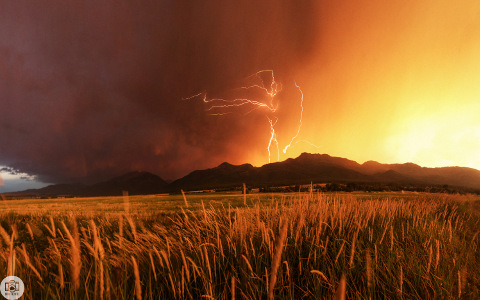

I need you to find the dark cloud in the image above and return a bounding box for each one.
[0,167,16,174]
[0,1,320,183]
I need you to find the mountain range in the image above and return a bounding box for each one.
[6,153,480,197]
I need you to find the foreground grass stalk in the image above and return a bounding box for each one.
[132,255,142,300]
[61,218,81,290]
[268,219,289,300]
[335,274,346,300]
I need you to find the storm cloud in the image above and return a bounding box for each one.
[0,1,320,182]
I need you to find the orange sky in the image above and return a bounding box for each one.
[1,0,480,189]
[247,0,480,170]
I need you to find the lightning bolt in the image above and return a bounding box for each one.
[282,81,303,154]
[184,70,316,163]
[267,116,280,163]
[196,70,280,116]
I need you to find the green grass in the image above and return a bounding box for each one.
[0,192,479,299]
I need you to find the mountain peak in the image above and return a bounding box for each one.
[296,152,331,160]
[362,160,381,166]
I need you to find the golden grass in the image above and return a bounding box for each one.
[61,218,81,290]
[268,219,288,300]
[334,274,346,300]
[0,191,478,299]
[132,255,142,300]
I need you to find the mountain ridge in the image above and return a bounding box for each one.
[5,153,480,197]
[170,153,480,191]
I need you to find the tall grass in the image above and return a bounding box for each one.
[0,192,479,299]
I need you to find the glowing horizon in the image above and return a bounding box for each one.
[243,1,480,172]
[1,1,479,183]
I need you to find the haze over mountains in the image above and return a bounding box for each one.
[7,153,480,197]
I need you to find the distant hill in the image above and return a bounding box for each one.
[169,162,255,191]
[89,171,169,196]
[9,171,168,197]
[7,153,480,197]
[17,183,89,197]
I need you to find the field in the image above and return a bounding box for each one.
[1,191,479,299]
